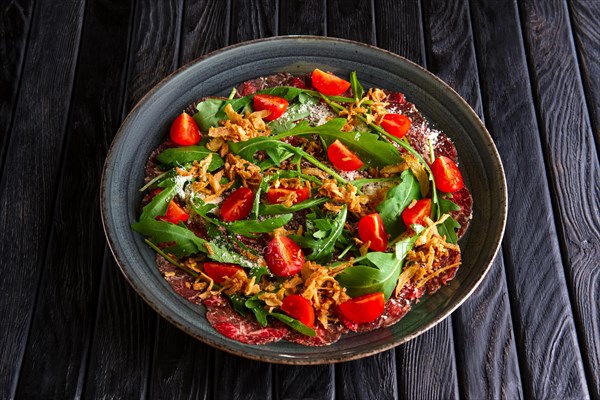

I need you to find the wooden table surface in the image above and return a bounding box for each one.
[1,0,598,399]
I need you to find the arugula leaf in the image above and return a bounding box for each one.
[156,146,224,171]
[228,214,293,237]
[293,205,347,263]
[350,71,364,100]
[245,295,269,327]
[336,241,409,300]
[275,119,403,168]
[259,198,327,215]
[227,293,248,317]
[132,219,256,268]
[132,219,207,257]
[376,170,420,237]
[269,96,318,134]
[248,267,271,281]
[139,184,176,221]
[269,312,317,337]
[193,98,225,131]
[435,198,461,244]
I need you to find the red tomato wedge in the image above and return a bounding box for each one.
[339,292,386,323]
[267,186,310,205]
[157,200,189,225]
[280,295,315,327]
[402,198,432,228]
[253,94,289,121]
[170,113,201,146]
[311,69,351,96]
[431,156,464,193]
[220,187,254,222]
[380,113,411,139]
[203,262,244,284]
[327,140,364,171]
[357,213,388,251]
[265,236,305,277]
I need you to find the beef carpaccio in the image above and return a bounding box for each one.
[133,69,472,346]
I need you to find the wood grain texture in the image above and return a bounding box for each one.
[212,352,273,400]
[469,0,589,398]
[83,257,155,399]
[327,0,375,43]
[337,351,398,400]
[230,0,277,43]
[396,322,459,400]
[0,0,34,175]
[375,0,424,65]
[180,0,230,64]
[519,0,600,397]
[0,1,85,397]
[13,0,134,398]
[424,0,523,398]
[568,0,600,147]
[274,365,335,400]
[83,1,185,398]
[279,0,325,36]
[148,319,211,400]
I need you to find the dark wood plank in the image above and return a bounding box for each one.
[328,0,375,43]
[0,1,85,397]
[396,323,459,400]
[230,0,278,43]
[275,365,335,400]
[83,1,185,397]
[212,353,273,400]
[519,0,600,397]
[375,0,424,65]
[569,0,600,147]
[469,1,590,398]
[147,1,230,397]
[179,0,230,65]
[337,351,398,400]
[376,1,461,398]
[0,0,34,174]
[13,0,134,398]
[279,0,325,36]
[423,0,523,398]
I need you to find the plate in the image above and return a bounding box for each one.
[101,36,507,364]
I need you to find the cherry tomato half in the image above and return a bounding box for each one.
[402,198,432,228]
[380,113,411,139]
[265,236,305,277]
[431,156,464,193]
[280,295,315,327]
[157,200,189,225]
[357,213,388,252]
[311,69,351,96]
[203,262,245,284]
[170,113,201,146]
[220,187,254,222]
[339,292,386,323]
[253,94,289,121]
[267,186,310,205]
[327,140,364,171]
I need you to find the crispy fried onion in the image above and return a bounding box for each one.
[208,104,270,142]
[224,153,262,189]
[220,270,261,297]
[177,155,234,202]
[318,179,368,215]
[259,275,303,311]
[394,215,461,297]
[299,261,351,328]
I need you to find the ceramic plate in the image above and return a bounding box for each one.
[101,36,507,364]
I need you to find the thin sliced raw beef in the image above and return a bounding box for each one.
[204,295,288,345]
[285,323,348,346]
[156,255,203,305]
